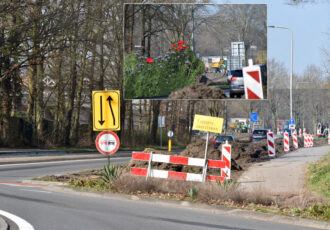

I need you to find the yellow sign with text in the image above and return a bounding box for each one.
[93,90,120,131]
[192,114,223,134]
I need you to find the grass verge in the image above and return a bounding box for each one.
[306,152,330,199]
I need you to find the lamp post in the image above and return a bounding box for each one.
[268,25,293,120]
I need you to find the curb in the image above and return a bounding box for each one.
[0,216,8,230]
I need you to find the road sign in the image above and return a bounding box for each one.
[95,131,120,155]
[93,90,120,131]
[289,118,295,125]
[167,130,174,138]
[243,65,263,99]
[158,116,165,128]
[289,124,295,129]
[250,112,258,122]
[192,114,223,134]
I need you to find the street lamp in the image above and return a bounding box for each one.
[268,25,293,120]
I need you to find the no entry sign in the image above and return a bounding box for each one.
[95,131,120,155]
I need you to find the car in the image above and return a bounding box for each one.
[250,129,269,142]
[228,68,244,98]
[213,135,235,149]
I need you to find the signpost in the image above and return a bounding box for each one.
[167,130,174,152]
[158,116,165,147]
[92,90,120,131]
[192,114,224,182]
[95,131,120,165]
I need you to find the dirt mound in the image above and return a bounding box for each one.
[168,83,226,99]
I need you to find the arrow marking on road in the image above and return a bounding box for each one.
[99,96,105,125]
[107,96,115,125]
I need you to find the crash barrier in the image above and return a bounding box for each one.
[304,134,314,148]
[130,145,232,184]
[299,128,302,138]
[284,132,290,152]
[292,130,298,149]
[267,132,276,157]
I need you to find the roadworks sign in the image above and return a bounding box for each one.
[93,90,120,131]
[192,114,223,133]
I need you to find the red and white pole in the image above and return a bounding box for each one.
[328,135,330,145]
[292,130,298,149]
[221,141,231,180]
[267,131,276,157]
[299,128,302,138]
[284,132,290,152]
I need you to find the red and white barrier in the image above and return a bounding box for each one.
[267,132,276,157]
[299,128,302,138]
[292,130,298,149]
[304,134,314,148]
[221,143,231,178]
[130,150,230,183]
[243,65,264,99]
[284,132,290,152]
[277,128,280,135]
[303,128,306,137]
[328,135,330,145]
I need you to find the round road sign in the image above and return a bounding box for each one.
[95,131,120,155]
[167,130,174,138]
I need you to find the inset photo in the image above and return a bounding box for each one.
[124,3,267,99]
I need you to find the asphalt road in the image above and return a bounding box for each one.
[0,155,326,230]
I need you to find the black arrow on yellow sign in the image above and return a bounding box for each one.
[99,96,105,125]
[107,96,115,125]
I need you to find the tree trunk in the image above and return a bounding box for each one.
[150,100,160,144]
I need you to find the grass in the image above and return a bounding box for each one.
[306,152,330,199]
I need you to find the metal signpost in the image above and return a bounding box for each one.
[158,116,165,147]
[192,114,224,182]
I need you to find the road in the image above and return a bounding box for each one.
[0,155,326,230]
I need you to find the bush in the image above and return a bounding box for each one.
[124,41,204,98]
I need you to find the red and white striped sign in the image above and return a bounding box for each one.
[303,128,306,137]
[221,143,231,179]
[304,134,314,148]
[299,128,302,138]
[267,131,276,157]
[292,130,298,149]
[284,132,290,152]
[243,65,263,99]
[130,151,228,183]
[304,134,308,147]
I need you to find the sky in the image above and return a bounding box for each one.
[215,0,329,75]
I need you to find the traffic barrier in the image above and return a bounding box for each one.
[328,135,330,145]
[304,134,313,148]
[267,131,276,157]
[311,135,314,147]
[299,128,302,138]
[221,143,231,178]
[243,65,264,99]
[292,130,298,149]
[304,134,308,147]
[130,150,230,183]
[284,132,290,152]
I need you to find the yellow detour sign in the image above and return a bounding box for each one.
[93,90,120,131]
[192,114,223,134]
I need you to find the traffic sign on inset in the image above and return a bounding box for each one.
[250,112,258,122]
[95,131,120,155]
[289,118,295,125]
[93,90,120,131]
[243,65,264,99]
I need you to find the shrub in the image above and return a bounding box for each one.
[124,41,204,98]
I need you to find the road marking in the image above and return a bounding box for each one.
[0,157,130,168]
[0,182,46,187]
[0,210,34,230]
[20,189,52,194]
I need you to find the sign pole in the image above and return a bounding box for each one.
[160,127,162,147]
[202,132,209,182]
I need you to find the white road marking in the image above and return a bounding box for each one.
[20,189,52,194]
[0,184,37,188]
[0,210,34,230]
[0,157,130,168]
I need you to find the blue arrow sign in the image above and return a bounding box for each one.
[289,118,295,125]
[250,112,258,122]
